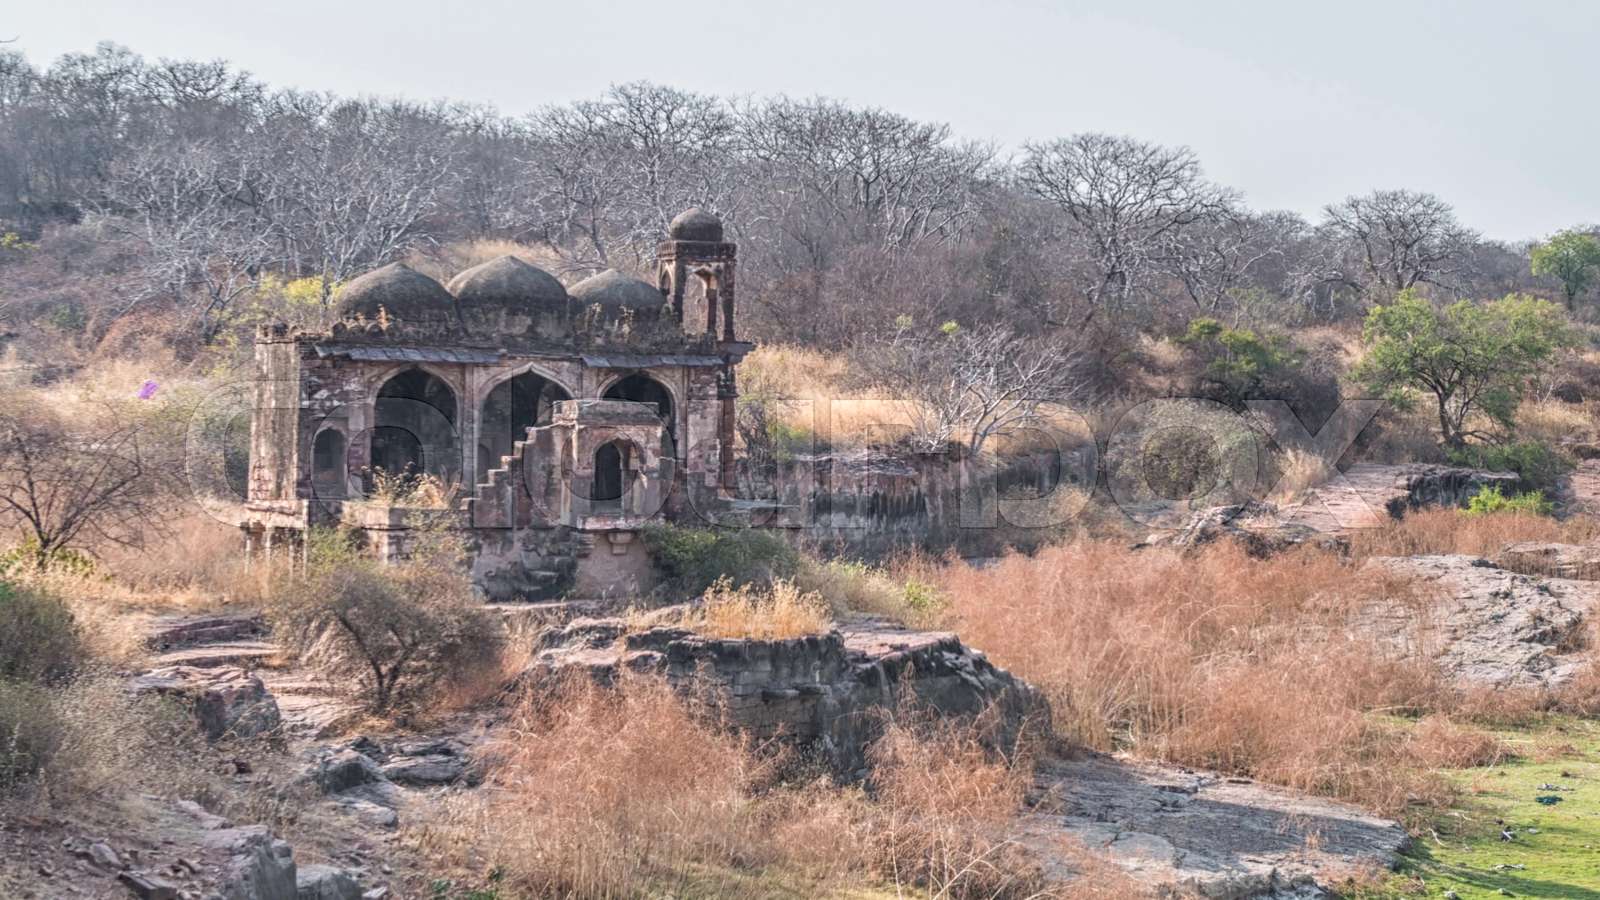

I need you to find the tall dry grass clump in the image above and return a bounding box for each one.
[1350,507,1600,559]
[934,540,1463,815]
[419,677,1115,899]
[693,577,832,640]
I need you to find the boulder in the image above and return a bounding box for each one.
[1363,555,1600,689]
[312,750,385,795]
[132,666,281,741]
[204,826,296,900]
[296,864,362,900]
[1497,542,1600,580]
[380,753,472,786]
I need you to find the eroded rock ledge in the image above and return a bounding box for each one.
[524,618,1049,776]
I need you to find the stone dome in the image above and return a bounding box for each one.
[336,263,458,323]
[568,269,667,313]
[668,207,724,242]
[446,255,569,313]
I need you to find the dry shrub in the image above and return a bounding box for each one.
[868,712,1055,899]
[270,529,505,715]
[933,540,1466,817]
[1269,446,1334,503]
[694,578,831,640]
[1518,397,1599,445]
[1401,716,1510,770]
[418,676,846,897]
[1350,507,1600,559]
[419,676,1101,899]
[0,581,81,683]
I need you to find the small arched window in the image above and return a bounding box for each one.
[592,440,631,510]
[311,428,347,497]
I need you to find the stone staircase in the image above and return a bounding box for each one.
[144,613,278,670]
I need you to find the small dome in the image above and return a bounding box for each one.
[447,255,569,312]
[668,207,724,242]
[569,269,666,312]
[336,262,457,323]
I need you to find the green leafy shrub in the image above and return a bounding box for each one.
[641,524,800,598]
[1447,441,1573,494]
[0,539,95,577]
[1463,485,1553,517]
[0,581,81,683]
[1178,317,1300,406]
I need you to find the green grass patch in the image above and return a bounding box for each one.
[1370,717,1600,899]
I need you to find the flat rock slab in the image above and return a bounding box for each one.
[1022,753,1407,898]
[150,640,279,669]
[1364,555,1600,689]
[144,613,266,650]
[1496,541,1600,580]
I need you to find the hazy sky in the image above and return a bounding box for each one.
[8,0,1595,240]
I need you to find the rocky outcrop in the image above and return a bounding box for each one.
[1023,753,1408,898]
[1496,541,1600,580]
[295,864,362,900]
[201,825,296,900]
[527,619,1047,776]
[132,666,282,741]
[1139,500,1350,558]
[1141,465,1519,556]
[1363,555,1600,689]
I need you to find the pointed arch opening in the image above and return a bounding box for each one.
[372,368,459,490]
[603,372,675,455]
[478,371,572,483]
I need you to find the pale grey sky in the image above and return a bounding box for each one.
[8,0,1595,240]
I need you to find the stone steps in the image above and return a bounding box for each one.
[150,641,279,670]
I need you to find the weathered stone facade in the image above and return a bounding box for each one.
[238,209,753,599]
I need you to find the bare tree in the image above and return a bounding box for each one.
[1317,189,1478,297]
[0,400,170,568]
[96,140,278,330]
[1018,133,1233,324]
[855,323,1084,457]
[1161,206,1302,318]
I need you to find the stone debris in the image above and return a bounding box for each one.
[1363,555,1600,689]
[131,666,282,741]
[1023,753,1408,898]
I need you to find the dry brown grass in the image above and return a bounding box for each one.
[1349,507,1600,559]
[416,676,1125,899]
[931,540,1475,817]
[1519,397,1600,445]
[694,578,832,640]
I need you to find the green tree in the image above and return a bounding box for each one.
[1177,317,1300,406]
[1351,291,1576,449]
[1530,229,1600,312]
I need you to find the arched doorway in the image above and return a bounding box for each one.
[372,369,458,489]
[592,440,628,511]
[311,428,347,498]
[602,372,674,454]
[477,371,572,483]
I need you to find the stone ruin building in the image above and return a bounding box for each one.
[238,208,751,599]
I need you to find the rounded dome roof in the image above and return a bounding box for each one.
[668,207,724,242]
[336,262,457,322]
[568,269,666,312]
[446,255,569,312]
